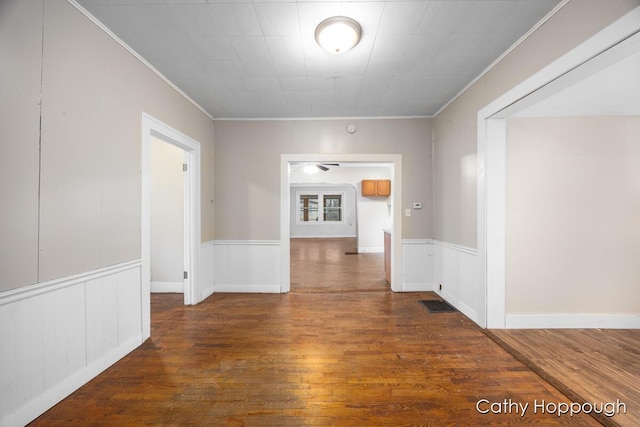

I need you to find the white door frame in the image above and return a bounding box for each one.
[477,7,640,328]
[281,153,403,293]
[142,113,202,338]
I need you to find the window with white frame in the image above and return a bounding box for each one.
[297,192,344,223]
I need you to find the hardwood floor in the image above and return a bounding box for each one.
[29,238,624,425]
[487,329,640,427]
[290,238,388,293]
[31,291,600,426]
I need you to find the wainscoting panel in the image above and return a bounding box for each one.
[401,240,433,292]
[432,241,482,325]
[200,241,215,302]
[213,241,281,293]
[0,261,143,427]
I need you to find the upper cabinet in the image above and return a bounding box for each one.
[362,179,391,197]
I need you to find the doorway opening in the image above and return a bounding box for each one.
[150,136,186,295]
[280,154,402,294]
[141,113,202,339]
[478,9,640,329]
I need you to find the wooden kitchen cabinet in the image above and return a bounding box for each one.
[362,179,391,197]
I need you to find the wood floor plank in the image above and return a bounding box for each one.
[487,329,640,427]
[27,239,611,425]
[31,291,600,426]
[290,238,388,293]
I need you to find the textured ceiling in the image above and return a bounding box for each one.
[76,0,562,119]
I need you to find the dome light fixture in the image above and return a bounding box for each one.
[315,16,362,54]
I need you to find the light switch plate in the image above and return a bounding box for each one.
[405,209,411,217]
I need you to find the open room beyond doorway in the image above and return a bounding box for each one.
[285,157,397,293]
[290,238,388,293]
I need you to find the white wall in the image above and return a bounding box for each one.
[151,137,184,290]
[506,116,640,316]
[290,184,357,239]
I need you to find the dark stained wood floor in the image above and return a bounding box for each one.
[29,238,610,426]
[31,293,601,426]
[487,329,640,427]
[290,238,388,293]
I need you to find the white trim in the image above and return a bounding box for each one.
[213,240,280,246]
[478,6,640,329]
[0,260,141,306]
[213,284,281,293]
[293,235,356,239]
[281,154,403,293]
[430,239,477,256]
[402,239,431,245]
[506,314,640,329]
[66,0,213,121]
[214,115,430,121]
[433,0,571,117]
[438,288,480,325]
[142,113,203,339]
[150,281,183,293]
[357,246,384,253]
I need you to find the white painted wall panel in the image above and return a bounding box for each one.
[432,241,481,325]
[13,296,44,412]
[401,240,433,291]
[0,262,142,427]
[200,242,215,301]
[214,241,281,293]
[117,268,142,343]
[42,284,87,391]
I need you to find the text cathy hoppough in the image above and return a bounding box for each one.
[476,398,627,418]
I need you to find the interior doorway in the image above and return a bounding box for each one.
[141,113,202,339]
[150,136,186,294]
[280,154,403,294]
[478,10,640,329]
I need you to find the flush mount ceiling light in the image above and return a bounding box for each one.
[315,16,362,54]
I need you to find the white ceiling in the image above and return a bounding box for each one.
[76,0,561,119]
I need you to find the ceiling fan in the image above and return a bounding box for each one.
[297,163,340,173]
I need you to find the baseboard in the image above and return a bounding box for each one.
[150,281,183,293]
[214,283,281,293]
[402,282,434,292]
[1,335,142,427]
[506,314,640,329]
[436,288,481,325]
[357,246,384,253]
